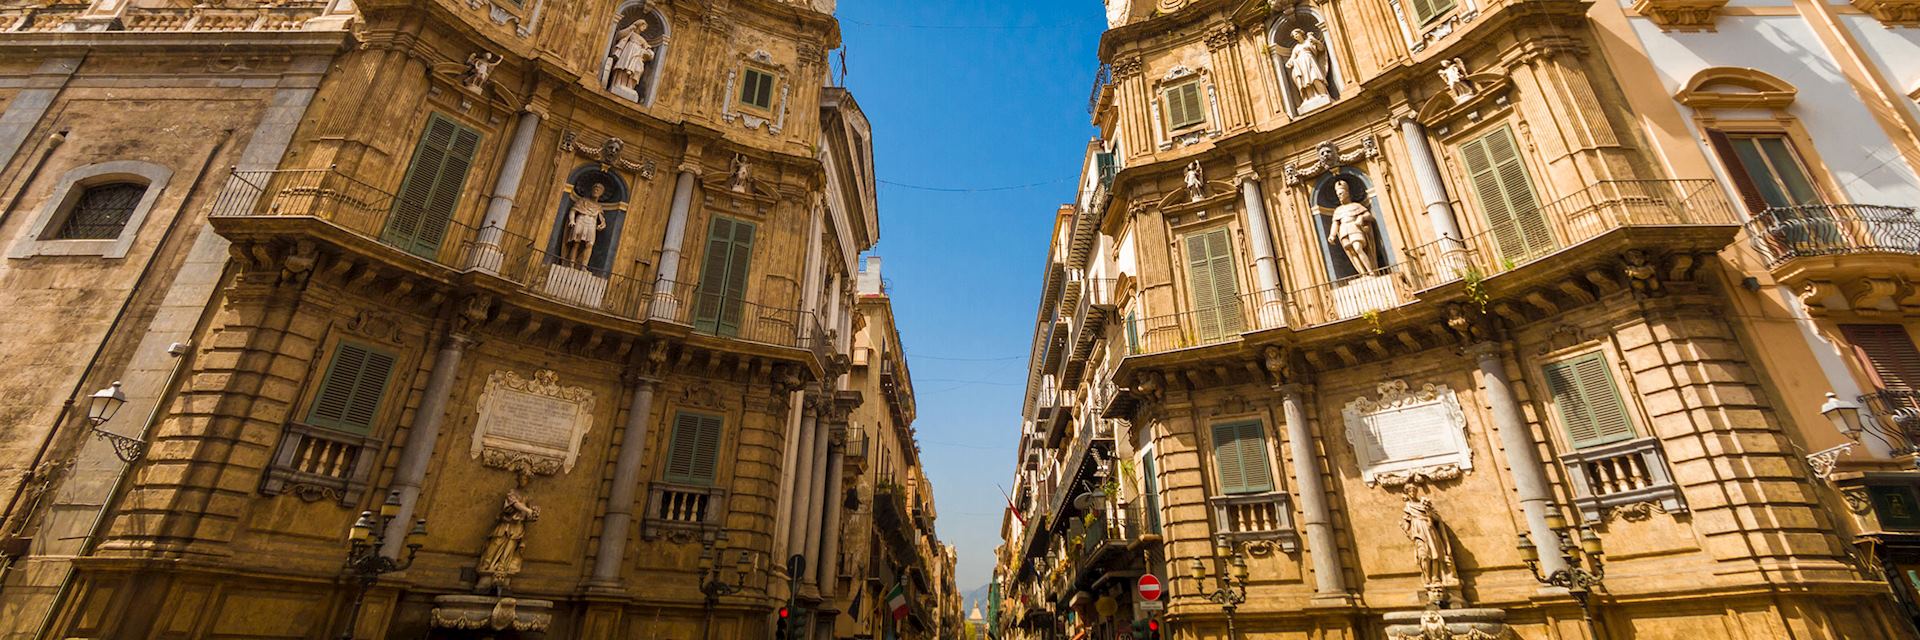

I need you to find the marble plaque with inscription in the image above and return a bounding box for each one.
[1342,380,1472,487]
[471,369,596,477]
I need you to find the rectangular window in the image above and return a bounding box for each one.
[1409,0,1459,25]
[1210,420,1275,495]
[386,113,482,259]
[1460,126,1552,265]
[1163,80,1207,131]
[740,68,776,110]
[1542,352,1638,450]
[306,341,398,435]
[664,411,724,485]
[1842,324,1920,394]
[694,216,756,336]
[1707,130,1821,213]
[1184,227,1243,341]
[54,183,147,240]
[1140,451,1163,535]
[1124,309,1140,354]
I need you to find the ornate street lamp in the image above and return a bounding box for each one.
[699,548,755,640]
[337,490,426,640]
[1518,512,1606,639]
[1189,543,1249,638]
[1822,392,1867,441]
[85,381,146,463]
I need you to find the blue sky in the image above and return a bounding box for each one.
[836,2,1105,590]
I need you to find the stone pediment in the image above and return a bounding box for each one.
[1416,73,1514,138]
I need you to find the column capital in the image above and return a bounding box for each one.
[1236,171,1264,189]
[1463,341,1504,362]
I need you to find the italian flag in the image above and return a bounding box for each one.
[887,583,909,621]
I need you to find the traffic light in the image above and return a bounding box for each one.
[775,607,791,640]
[1130,619,1148,640]
[1146,618,1161,640]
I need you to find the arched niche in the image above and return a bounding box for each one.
[1310,169,1393,280]
[547,166,630,274]
[603,2,670,106]
[1269,9,1342,117]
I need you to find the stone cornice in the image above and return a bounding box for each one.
[0,29,354,55]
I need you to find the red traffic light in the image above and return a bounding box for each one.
[1147,620,1159,631]
[779,607,790,619]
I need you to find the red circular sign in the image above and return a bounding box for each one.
[1137,574,1163,601]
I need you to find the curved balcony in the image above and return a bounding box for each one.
[1744,204,1920,314]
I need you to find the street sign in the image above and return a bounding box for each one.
[1137,599,1164,612]
[1136,574,1163,601]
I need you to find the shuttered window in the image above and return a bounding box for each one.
[1164,81,1206,131]
[664,411,724,485]
[1210,421,1275,495]
[1140,452,1163,534]
[1460,126,1553,266]
[1125,309,1140,354]
[694,216,756,336]
[306,341,398,435]
[385,113,481,259]
[1842,325,1920,394]
[1185,228,1243,341]
[1542,352,1637,450]
[1408,0,1458,24]
[740,68,776,110]
[1706,130,1820,213]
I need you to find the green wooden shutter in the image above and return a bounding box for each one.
[694,217,756,336]
[665,412,724,485]
[1542,353,1637,449]
[386,114,481,259]
[1185,228,1242,342]
[306,342,397,435]
[1410,0,1457,24]
[1165,82,1205,130]
[1141,454,1162,534]
[1211,421,1274,495]
[1462,127,1550,267]
[1125,310,1140,354]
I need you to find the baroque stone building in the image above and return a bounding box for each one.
[0,0,926,638]
[997,0,1920,639]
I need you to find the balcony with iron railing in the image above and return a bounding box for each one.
[1116,180,1739,360]
[641,483,727,541]
[1076,502,1148,578]
[1744,204,1920,313]
[1209,491,1300,552]
[1860,389,1920,455]
[211,167,834,367]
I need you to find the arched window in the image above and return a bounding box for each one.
[9,160,171,259]
[547,166,630,274]
[1269,11,1341,117]
[603,3,669,106]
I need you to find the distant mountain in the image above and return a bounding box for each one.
[960,582,993,617]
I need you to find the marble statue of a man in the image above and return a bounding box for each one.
[608,18,655,98]
[475,489,540,593]
[1287,28,1330,107]
[1401,495,1459,605]
[562,182,611,267]
[1325,179,1378,274]
[1184,160,1206,202]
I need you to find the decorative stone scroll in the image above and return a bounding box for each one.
[1282,137,1380,186]
[471,370,596,477]
[1343,381,1472,488]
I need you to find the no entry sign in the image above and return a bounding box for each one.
[1137,573,1163,601]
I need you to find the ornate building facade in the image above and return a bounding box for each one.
[997,0,1920,638]
[0,0,923,638]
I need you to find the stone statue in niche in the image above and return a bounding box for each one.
[1324,178,1379,274]
[1286,27,1330,109]
[1440,58,1475,101]
[561,180,616,267]
[730,153,753,193]
[1184,160,1207,202]
[608,17,657,100]
[475,488,541,594]
[462,51,502,93]
[1400,490,1459,606]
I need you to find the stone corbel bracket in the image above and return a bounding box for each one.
[1633,0,1729,32]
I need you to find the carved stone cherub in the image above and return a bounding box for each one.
[1439,57,1475,101]
[1184,160,1207,202]
[1262,345,1293,386]
[729,153,753,193]
[1623,249,1663,298]
[462,51,503,93]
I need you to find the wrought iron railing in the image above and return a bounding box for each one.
[1088,64,1113,115]
[1860,389,1920,455]
[1745,204,1920,267]
[211,166,479,267]
[1467,179,1738,276]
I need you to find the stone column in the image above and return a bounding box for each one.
[586,377,656,588]
[801,403,833,591]
[469,109,543,272]
[1400,118,1468,264]
[1278,384,1349,603]
[383,332,471,557]
[818,438,846,598]
[649,170,698,320]
[1239,174,1285,329]
[784,399,820,569]
[773,390,805,564]
[1469,343,1569,575]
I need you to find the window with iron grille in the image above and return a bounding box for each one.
[53,182,147,240]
